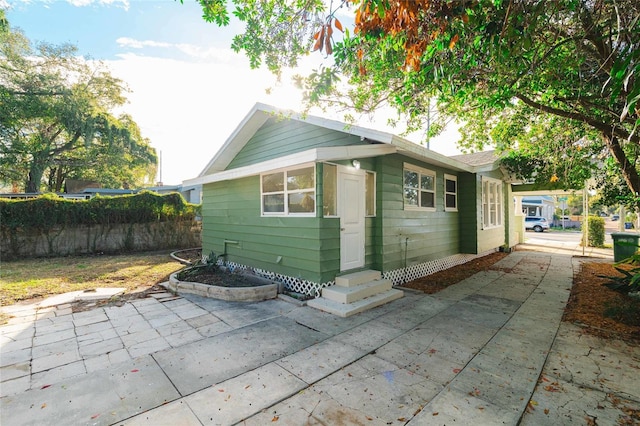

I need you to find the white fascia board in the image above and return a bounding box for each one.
[187,145,397,186]
[184,144,397,186]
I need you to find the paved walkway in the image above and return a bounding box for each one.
[1,251,638,425]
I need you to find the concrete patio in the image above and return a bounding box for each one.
[1,250,638,425]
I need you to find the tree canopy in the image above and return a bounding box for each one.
[193,0,640,207]
[0,13,157,193]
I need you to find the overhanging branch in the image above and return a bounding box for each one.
[515,93,639,144]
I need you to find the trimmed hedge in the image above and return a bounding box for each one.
[586,215,605,247]
[0,191,200,231]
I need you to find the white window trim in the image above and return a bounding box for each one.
[403,163,436,211]
[365,170,377,217]
[444,174,458,212]
[322,162,338,218]
[482,176,503,229]
[261,163,316,217]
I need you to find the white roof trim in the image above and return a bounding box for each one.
[185,144,398,186]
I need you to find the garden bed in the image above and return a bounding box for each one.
[167,267,281,302]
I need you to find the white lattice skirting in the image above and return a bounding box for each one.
[217,261,333,298]
[383,250,497,285]
[214,250,496,298]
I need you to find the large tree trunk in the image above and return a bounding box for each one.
[605,134,640,205]
[25,156,47,193]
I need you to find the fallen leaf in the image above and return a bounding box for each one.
[245,385,251,390]
[544,408,550,415]
[41,403,46,409]
[130,369,139,373]
[397,417,406,421]
[453,368,461,373]
[218,389,225,392]
[271,415,279,422]
[91,414,100,419]
[366,416,373,421]
[428,348,437,354]
[432,412,439,416]
[41,384,51,390]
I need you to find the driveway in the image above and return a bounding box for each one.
[1,250,638,425]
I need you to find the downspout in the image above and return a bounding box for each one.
[403,237,409,284]
[222,240,240,266]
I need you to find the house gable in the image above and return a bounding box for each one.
[227,118,366,170]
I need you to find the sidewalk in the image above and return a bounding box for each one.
[1,251,638,425]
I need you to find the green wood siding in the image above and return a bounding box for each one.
[227,119,365,169]
[376,154,460,273]
[458,173,478,253]
[202,177,341,284]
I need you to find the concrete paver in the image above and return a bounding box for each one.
[1,248,638,425]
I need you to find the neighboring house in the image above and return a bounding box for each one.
[146,184,202,204]
[521,195,555,221]
[185,103,517,314]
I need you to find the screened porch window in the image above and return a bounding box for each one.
[261,165,315,216]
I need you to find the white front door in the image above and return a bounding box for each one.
[338,166,365,271]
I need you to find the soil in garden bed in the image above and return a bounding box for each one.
[177,266,271,288]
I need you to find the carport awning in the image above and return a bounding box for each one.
[183,144,398,186]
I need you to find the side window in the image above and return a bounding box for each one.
[365,171,376,217]
[403,164,436,211]
[482,177,503,228]
[323,163,337,217]
[444,174,457,211]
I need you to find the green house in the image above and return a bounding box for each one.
[185,104,517,313]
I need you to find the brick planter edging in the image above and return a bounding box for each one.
[168,271,280,302]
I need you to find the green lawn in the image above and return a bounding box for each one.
[0,251,184,306]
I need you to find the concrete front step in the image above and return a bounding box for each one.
[321,279,392,304]
[307,289,404,318]
[335,270,382,288]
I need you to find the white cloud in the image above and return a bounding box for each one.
[116,37,246,63]
[67,0,129,10]
[116,37,172,49]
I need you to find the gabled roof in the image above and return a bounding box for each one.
[185,103,499,186]
[451,150,499,168]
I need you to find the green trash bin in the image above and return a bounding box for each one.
[611,232,640,262]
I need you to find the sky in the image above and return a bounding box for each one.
[3,0,462,185]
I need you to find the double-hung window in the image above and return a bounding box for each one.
[444,174,458,211]
[403,164,436,211]
[482,177,503,228]
[261,165,315,216]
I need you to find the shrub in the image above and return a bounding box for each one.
[585,215,605,247]
[0,191,200,233]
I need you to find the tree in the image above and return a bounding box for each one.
[192,0,640,206]
[0,15,157,193]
